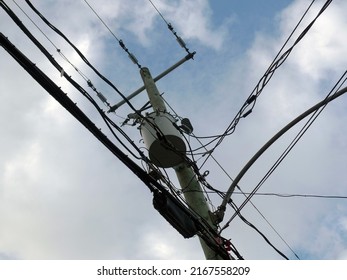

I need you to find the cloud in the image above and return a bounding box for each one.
[1,0,347,260]
[279,0,347,81]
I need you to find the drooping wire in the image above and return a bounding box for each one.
[222,71,347,229]
[186,190,347,200]
[82,0,142,68]
[148,0,192,55]
[235,192,347,200]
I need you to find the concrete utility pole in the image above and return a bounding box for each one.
[140,67,225,260]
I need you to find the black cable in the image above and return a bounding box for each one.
[229,202,291,260]
[188,190,347,200]
[197,0,331,164]
[219,82,347,231]
[0,0,145,160]
[229,71,347,225]
[236,193,347,199]
[1,31,235,259]
[0,31,155,192]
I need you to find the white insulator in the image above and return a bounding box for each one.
[176,36,186,48]
[140,112,186,168]
[97,92,107,103]
[128,53,139,65]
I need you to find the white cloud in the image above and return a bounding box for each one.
[1,0,347,261]
[279,0,347,80]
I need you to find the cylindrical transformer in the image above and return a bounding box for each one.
[140,112,186,168]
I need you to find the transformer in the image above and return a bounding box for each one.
[140,112,186,168]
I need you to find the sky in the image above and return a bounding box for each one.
[0,0,347,260]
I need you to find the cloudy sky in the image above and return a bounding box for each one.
[1,0,347,260]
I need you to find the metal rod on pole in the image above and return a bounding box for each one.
[108,52,195,112]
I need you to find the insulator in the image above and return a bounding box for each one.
[119,39,125,49]
[176,36,187,49]
[128,53,139,65]
[97,92,107,104]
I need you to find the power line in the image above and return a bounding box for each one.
[196,0,332,165]
[218,80,347,232]
[11,0,111,108]
[8,2,236,258]
[227,71,347,225]
[229,201,291,260]
[161,94,299,258]
[184,190,347,200]
[2,0,146,161]
[236,193,347,200]
[148,0,192,55]
[24,0,141,113]
[1,31,236,260]
[82,0,142,68]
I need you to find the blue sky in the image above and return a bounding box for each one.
[1,0,347,260]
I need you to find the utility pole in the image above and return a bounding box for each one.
[140,67,227,260]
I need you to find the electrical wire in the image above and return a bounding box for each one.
[220,76,347,231]
[191,190,347,200]
[7,0,323,260]
[24,0,141,114]
[194,0,332,162]
[1,32,235,259]
[229,201,291,260]
[235,192,347,200]
[232,72,347,220]
[11,0,111,108]
[82,0,142,68]
[1,0,146,161]
[161,93,299,257]
[148,0,192,55]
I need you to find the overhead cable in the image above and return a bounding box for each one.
[1,0,144,160]
[197,0,332,164]
[11,0,110,107]
[0,32,233,260]
[225,71,347,225]
[148,0,192,55]
[82,0,142,68]
[218,81,347,231]
[24,0,140,113]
